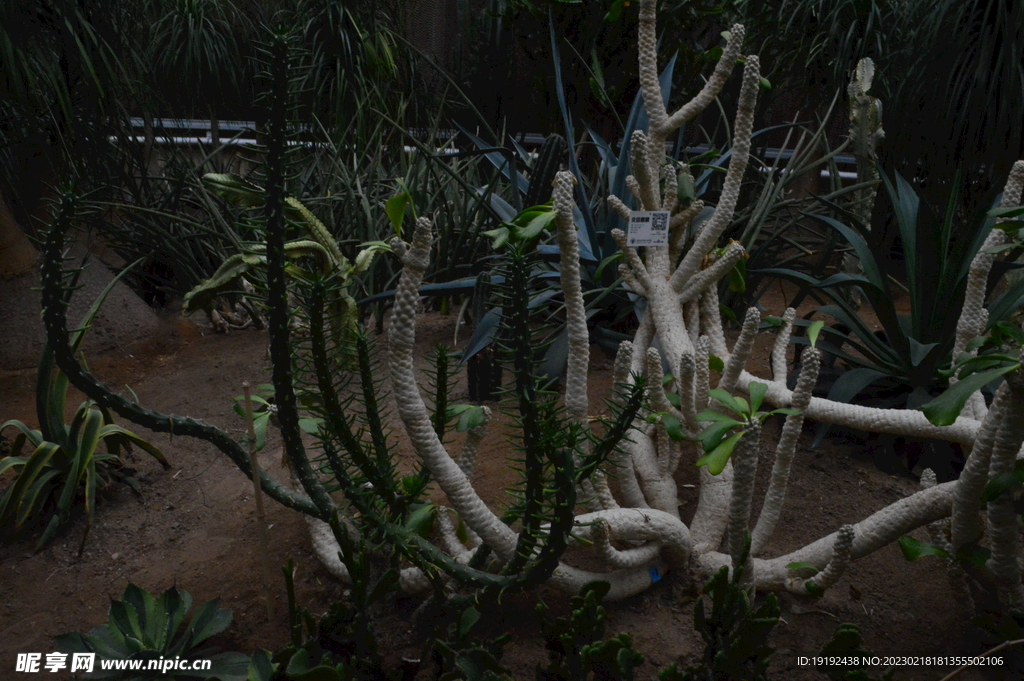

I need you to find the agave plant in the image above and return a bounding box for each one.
[764,169,1024,413]
[0,268,168,549]
[55,583,249,681]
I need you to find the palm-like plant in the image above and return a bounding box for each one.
[736,0,1024,209]
[147,0,250,147]
[0,0,137,226]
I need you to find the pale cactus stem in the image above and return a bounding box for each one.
[690,422,736,554]
[670,55,760,293]
[985,373,1024,608]
[951,383,1009,549]
[611,341,649,510]
[457,406,491,478]
[662,162,679,214]
[628,131,659,210]
[771,308,798,382]
[612,228,653,292]
[953,161,1024,360]
[608,194,631,221]
[919,469,952,553]
[700,285,729,358]
[695,336,711,411]
[678,241,747,304]
[669,199,704,262]
[720,307,761,391]
[785,525,855,595]
[388,218,519,559]
[619,262,647,296]
[646,346,682,422]
[554,171,590,427]
[740,481,958,590]
[921,469,975,612]
[685,299,701,347]
[727,421,762,575]
[735,370,987,446]
[626,174,644,206]
[678,352,698,430]
[751,347,821,556]
[593,519,664,568]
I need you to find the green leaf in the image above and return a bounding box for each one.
[786,562,820,575]
[178,598,232,651]
[804,581,824,597]
[708,355,725,372]
[385,191,410,237]
[920,364,1020,426]
[202,173,265,208]
[660,413,687,442]
[729,258,747,293]
[987,206,1024,219]
[771,407,802,417]
[458,606,481,638]
[698,419,743,452]
[513,209,557,244]
[298,417,323,435]
[897,535,949,562]
[807,320,825,348]
[748,381,768,414]
[695,410,739,423]
[707,388,744,415]
[603,0,626,22]
[696,431,744,475]
[983,460,1024,502]
[404,504,436,538]
[456,406,485,432]
[954,544,991,570]
[482,226,511,250]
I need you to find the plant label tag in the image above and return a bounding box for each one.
[627,211,669,247]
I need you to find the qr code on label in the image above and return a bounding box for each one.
[627,211,670,247]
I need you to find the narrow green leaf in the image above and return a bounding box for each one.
[897,535,949,562]
[807,320,825,348]
[385,191,410,237]
[920,364,1019,426]
[983,460,1024,502]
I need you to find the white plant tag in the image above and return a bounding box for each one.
[627,211,669,247]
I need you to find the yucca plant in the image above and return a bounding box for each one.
[0,266,168,549]
[55,583,250,681]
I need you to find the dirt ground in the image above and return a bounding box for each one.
[0,293,1018,681]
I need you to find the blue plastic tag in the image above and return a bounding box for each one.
[649,566,661,583]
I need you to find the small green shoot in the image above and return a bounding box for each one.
[695,383,800,475]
